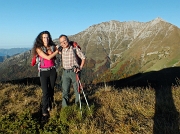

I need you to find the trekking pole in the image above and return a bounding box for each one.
[76,74,82,115]
[76,74,90,111]
[78,93,82,115]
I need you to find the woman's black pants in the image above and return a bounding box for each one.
[40,68,57,114]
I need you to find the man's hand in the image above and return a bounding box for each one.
[74,67,80,73]
[73,66,81,73]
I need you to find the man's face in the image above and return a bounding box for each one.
[59,36,69,48]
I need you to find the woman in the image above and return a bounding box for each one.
[31,31,59,121]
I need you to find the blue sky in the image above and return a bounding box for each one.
[0,0,179,49]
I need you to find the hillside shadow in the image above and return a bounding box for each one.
[98,67,180,134]
[1,77,41,86]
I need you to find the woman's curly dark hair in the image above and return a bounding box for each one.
[31,31,55,57]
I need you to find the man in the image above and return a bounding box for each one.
[59,34,85,107]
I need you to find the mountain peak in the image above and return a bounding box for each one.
[153,17,165,23]
[148,17,166,26]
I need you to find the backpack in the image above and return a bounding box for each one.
[31,46,59,67]
[69,41,82,66]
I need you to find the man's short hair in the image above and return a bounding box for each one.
[59,34,69,42]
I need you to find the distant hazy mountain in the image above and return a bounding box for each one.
[0,55,10,62]
[0,48,30,56]
[0,48,30,62]
[0,17,180,84]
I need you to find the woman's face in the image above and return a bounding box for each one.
[42,34,49,46]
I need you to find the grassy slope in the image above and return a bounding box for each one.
[0,82,180,133]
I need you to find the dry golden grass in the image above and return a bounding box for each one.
[0,83,42,115]
[93,86,155,133]
[0,82,180,133]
